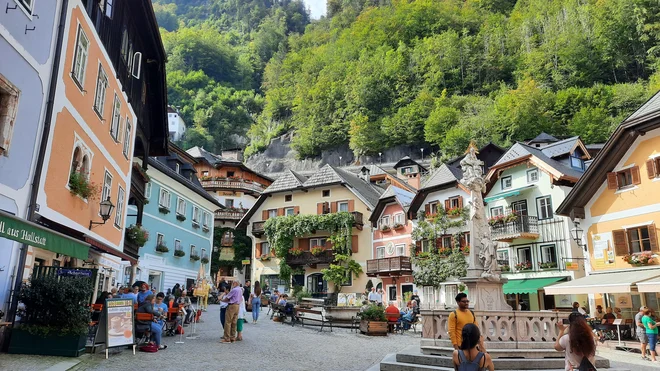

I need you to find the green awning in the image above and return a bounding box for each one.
[503,277,564,295]
[0,211,89,260]
[484,185,536,203]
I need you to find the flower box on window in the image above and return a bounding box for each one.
[158,206,170,214]
[392,223,404,230]
[500,264,510,272]
[380,225,391,232]
[190,254,201,261]
[174,250,185,258]
[448,208,462,217]
[539,262,558,269]
[438,247,451,257]
[192,222,200,229]
[515,261,533,271]
[310,246,324,256]
[176,214,186,221]
[68,172,100,200]
[155,244,169,253]
[288,247,303,256]
[200,257,209,264]
[202,226,210,232]
[623,252,656,266]
[460,245,470,255]
[260,255,271,261]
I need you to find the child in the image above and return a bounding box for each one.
[236,287,247,341]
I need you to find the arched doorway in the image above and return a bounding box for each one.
[307,273,328,298]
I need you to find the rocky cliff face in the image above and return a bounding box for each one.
[245,133,434,177]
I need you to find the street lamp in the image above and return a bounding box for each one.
[421,148,424,161]
[89,197,115,229]
[339,156,342,167]
[570,221,587,251]
[379,152,382,165]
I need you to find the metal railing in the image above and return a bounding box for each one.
[491,215,539,239]
[200,179,266,193]
[214,209,246,220]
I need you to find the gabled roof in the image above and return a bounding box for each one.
[557,91,660,218]
[148,156,222,208]
[369,185,416,223]
[489,142,585,183]
[539,136,582,159]
[263,170,307,194]
[393,156,428,172]
[303,164,344,188]
[527,132,559,144]
[360,164,387,177]
[420,164,462,190]
[186,146,273,182]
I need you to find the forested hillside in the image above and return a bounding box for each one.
[155,0,660,160]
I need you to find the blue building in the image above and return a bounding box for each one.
[125,144,221,292]
[0,0,65,312]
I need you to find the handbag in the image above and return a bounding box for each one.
[139,343,158,353]
[578,356,596,371]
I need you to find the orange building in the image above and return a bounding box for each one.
[28,0,167,295]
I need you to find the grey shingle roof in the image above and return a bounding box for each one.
[148,156,222,208]
[302,164,344,188]
[333,166,385,209]
[495,142,584,180]
[540,136,579,158]
[420,164,461,190]
[361,165,387,176]
[263,169,307,193]
[625,91,660,122]
[527,132,559,144]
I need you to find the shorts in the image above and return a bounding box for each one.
[237,318,244,332]
[637,330,649,344]
[648,333,657,352]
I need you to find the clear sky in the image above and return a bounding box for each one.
[304,0,326,19]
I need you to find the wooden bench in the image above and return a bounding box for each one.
[295,307,333,332]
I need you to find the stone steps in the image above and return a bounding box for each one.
[421,338,557,350]
[421,345,564,359]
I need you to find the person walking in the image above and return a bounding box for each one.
[636,306,649,360]
[452,324,494,371]
[642,308,659,362]
[448,293,477,350]
[250,281,262,324]
[554,312,597,370]
[221,281,242,343]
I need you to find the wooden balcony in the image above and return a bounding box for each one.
[351,211,364,230]
[287,250,335,266]
[366,256,413,277]
[490,215,540,242]
[200,178,266,195]
[252,221,265,237]
[214,209,247,221]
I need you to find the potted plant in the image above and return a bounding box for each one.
[539,262,558,269]
[10,273,93,356]
[158,205,170,214]
[190,254,201,261]
[488,215,504,226]
[310,246,324,256]
[359,304,388,336]
[500,264,511,272]
[623,252,656,266]
[380,224,391,232]
[505,212,519,223]
[438,246,451,257]
[155,243,169,253]
[176,214,186,221]
[460,245,470,255]
[125,225,149,247]
[68,171,99,200]
[448,208,462,217]
[515,261,533,271]
[288,247,303,256]
[201,256,210,264]
[392,222,404,230]
[174,249,185,258]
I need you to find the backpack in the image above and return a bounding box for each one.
[139,343,158,353]
[453,309,477,327]
[457,350,485,371]
[578,356,597,371]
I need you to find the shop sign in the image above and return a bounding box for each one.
[95,298,135,350]
[242,259,250,265]
[57,268,93,277]
[565,261,579,271]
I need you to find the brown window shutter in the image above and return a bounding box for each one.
[435,237,443,249]
[348,200,355,212]
[458,196,463,209]
[444,199,451,210]
[256,243,262,258]
[299,238,309,251]
[415,240,422,253]
[262,210,269,221]
[649,224,659,252]
[331,202,338,213]
[425,204,430,215]
[293,206,300,215]
[459,234,466,248]
[612,230,628,256]
[351,235,358,253]
[317,203,324,215]
[606,172,618,190]
[631,166,641,185]
[271,247,276,257]
[277,208,285,216]
[646,159,656,179]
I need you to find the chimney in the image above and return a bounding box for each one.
[408,174,421,189]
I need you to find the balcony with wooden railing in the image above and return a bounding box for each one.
[200,177,267,195]
[351,211,364,230]
[366,256,413,277]
[215,208,247,221]
[490,214,539,242]
[287,250,335,266]
[252,221,266,237]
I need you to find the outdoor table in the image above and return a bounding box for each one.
[594,323,632,344]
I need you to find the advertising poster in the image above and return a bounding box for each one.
[614,294,633,309]
[105,299,134,348]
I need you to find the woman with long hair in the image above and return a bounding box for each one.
[554,312,597,370]
[452,323,494,371]
[250,281,262,323]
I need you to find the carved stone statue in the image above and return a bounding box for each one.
[460,143,500,282]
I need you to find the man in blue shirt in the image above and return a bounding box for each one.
[154,292,168,328]
[123,286,139,304]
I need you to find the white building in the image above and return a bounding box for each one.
[167,106,186,142]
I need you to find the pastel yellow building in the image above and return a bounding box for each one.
[550,92,660,318]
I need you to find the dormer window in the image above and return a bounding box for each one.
[401,167,414,175]
[501,176,512,190]
[570,152,584,170]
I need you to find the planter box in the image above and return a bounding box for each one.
[9,328,86,357]
[359,320,388,336]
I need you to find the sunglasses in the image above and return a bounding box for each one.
[460,300,470,303]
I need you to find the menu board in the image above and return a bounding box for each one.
[98,299,135,348]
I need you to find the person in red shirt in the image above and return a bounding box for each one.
[385,301,401,332]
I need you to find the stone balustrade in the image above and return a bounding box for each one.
[421,309,563,345]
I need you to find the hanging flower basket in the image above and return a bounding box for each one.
[623,252,656,266]
[174,250,185,257]
[125,225,149,247]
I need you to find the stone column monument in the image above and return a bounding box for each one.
[459,143,511,311]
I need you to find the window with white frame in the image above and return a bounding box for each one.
[380,215,390,227]
[445,285,458,307]
[501,176,512,190]
[101,171,112,202]
[261,242,271,256]
[156,233,164,246]
[159,188,170,209]
[338,201,349,212]
[72,25,89,87]
[527,168,539,183]
[144,182,151,199]
[442,236,452,248]
[449,196,460,209]
[202,171,209,177]
[203,213,210,228]
[268,209,277,218]
[192,206,200,223]
[310,238,327,248]
[490,206,504,218]
[190,245,197,257]
[0,74,20,156]
[517,247,532,267]
[342,271,353,286]
[122,118,131,158]
[496,249,509,266]
[201,248,207,260]
[176,197,186,215]
[537,195,553,220]
[285,207,295,216]
[376,246,385,258]
[421,239,430,253]
[430,202,439,215]
[93,64,108,117]
[396,244,405,256]
[393,213,404,225]
[104,0,114,18]
[174,239,181,251]
[110,94,121,141]
[16,0,34,14]
[114,186,125,227]
[540,244,557,264]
